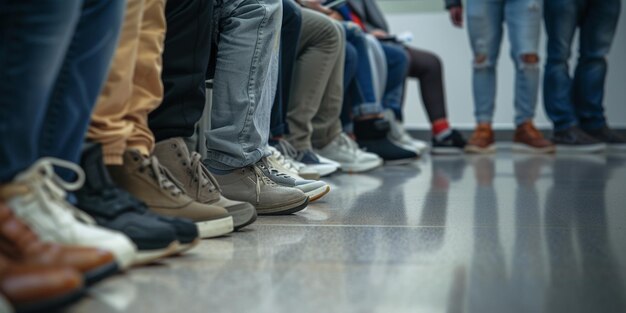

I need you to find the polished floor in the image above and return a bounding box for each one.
[69,150,626,313]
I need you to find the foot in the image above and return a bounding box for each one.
[108,150,234,239]
[315,133,382,173]
[354,118,418,163]
[383,109,429,154]
[465,124,495,154]
[211,162,309,215]
[154,138,257,230]
[552,126,606,153]
[432,129,466,155]
[260,156,331,202]
[512,121,555,154]
[272,139,337,177]
[584,126,626,151]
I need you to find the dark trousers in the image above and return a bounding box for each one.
[270,0,302,138]
[148,0,214,142]
[0,0,124,181]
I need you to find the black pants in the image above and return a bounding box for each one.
[148,0,213,142]
[404,47,447,123]
[270,0,302,138]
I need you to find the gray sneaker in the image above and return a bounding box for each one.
[211,163,309,215]
[259,157,331,202]
[154,138,257,230]
[108,150,234,238]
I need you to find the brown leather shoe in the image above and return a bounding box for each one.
[465,124,496,154]
[513,121,555,154]
[0,253,84,313]
[0,205,118,285]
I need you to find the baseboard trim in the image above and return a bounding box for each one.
[406,128,626,141]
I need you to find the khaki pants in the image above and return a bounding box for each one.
[286,9,344,151]
[88,0,166,165]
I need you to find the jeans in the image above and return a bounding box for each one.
[0,0,124,182]
[341,42,358,132]
[466,0,542,126]
[270,0,302,138]
[205,0,282,170]
[381,43,409,119]
[543,0,621,131]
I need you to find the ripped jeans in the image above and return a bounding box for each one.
[466,0,542,126]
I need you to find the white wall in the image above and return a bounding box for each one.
[386,7,626,130]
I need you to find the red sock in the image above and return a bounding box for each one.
[432,119,451,137]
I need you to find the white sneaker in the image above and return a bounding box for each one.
[267,146,319,180]
[263,155,331,202]
[2,158,137,269]
[383,109,429,154]
[272,139,337,177]
[315,133,383,173]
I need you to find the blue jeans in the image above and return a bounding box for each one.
[381,43,409,119]
[543,0,621,131]
[466,0,542,126]
[0,0,124,182]
[206,0,282,170]
[343,23,381,117]
[341,41,358,132]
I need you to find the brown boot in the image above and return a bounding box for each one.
[0,252,84,313]
[513,121,555,154]
[108,149,233,239]
[0,204,117,285]
[465,124,496,154]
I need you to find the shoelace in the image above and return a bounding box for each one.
[251,163,278,203]
[16,157,96,226]
[269,147,300,172]
[139,156,183,197]
[275,139,299,160]
[190,152,221,196]
[257,158,294,181]
[337,133,362,157]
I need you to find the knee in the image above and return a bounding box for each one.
[518,53,540,70]
[473,53,494,69]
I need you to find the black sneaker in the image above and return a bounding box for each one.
[432,129,466,155]
[552,126,606,153]
[354,118,418,163]
[75,143,200,258]
[584,126,626,151]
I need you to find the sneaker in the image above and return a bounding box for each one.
[383,109,429,154]
[261,156,331,202]
[552,126,606,153]
[211,163,309,215]
[354,118,418,163]
[108,150,233,239]
[584,126,626,151]
[465,124,495,154]
[154,138,257,230]
[0,158,137,269]
[512,121,555,154]
[75,143,198,258]
[432,129,466,155]
[273,139,338,177]
[315,133,382,173]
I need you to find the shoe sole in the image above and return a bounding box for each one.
[511,143,555,154]
[431,147,464,155]
[299,172,321,180]
[173,238,202,255]
[225,203,257,230]
[384,157,419,165]
[307,185,331,202]
[14,287,85,313]
[132,241,180,266]
[84,261,119,286]
[465,144,496,154]
[556,143,606,154]
[196,216,234,238]
[257,197,309,215]
[339,159,383,173]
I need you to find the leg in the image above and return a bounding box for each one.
[574,0,621,131]
[0,0,82,182]
[340,41,358,133]
[270,0,301,138]
[365,34,387,106]
[505,0,542,126]
[380,43,409,119]
[206,0,282,170]
[543,0,579,130]
[344,23,381,118]
[311,21,345,150]
[148,0,213,141]
[286,9,343,151]
[405,47,448,123]
[39,0,125,177]
[466,0,504,125]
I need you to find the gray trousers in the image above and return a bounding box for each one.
[205,0,282,170]
[285,9,344,151]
